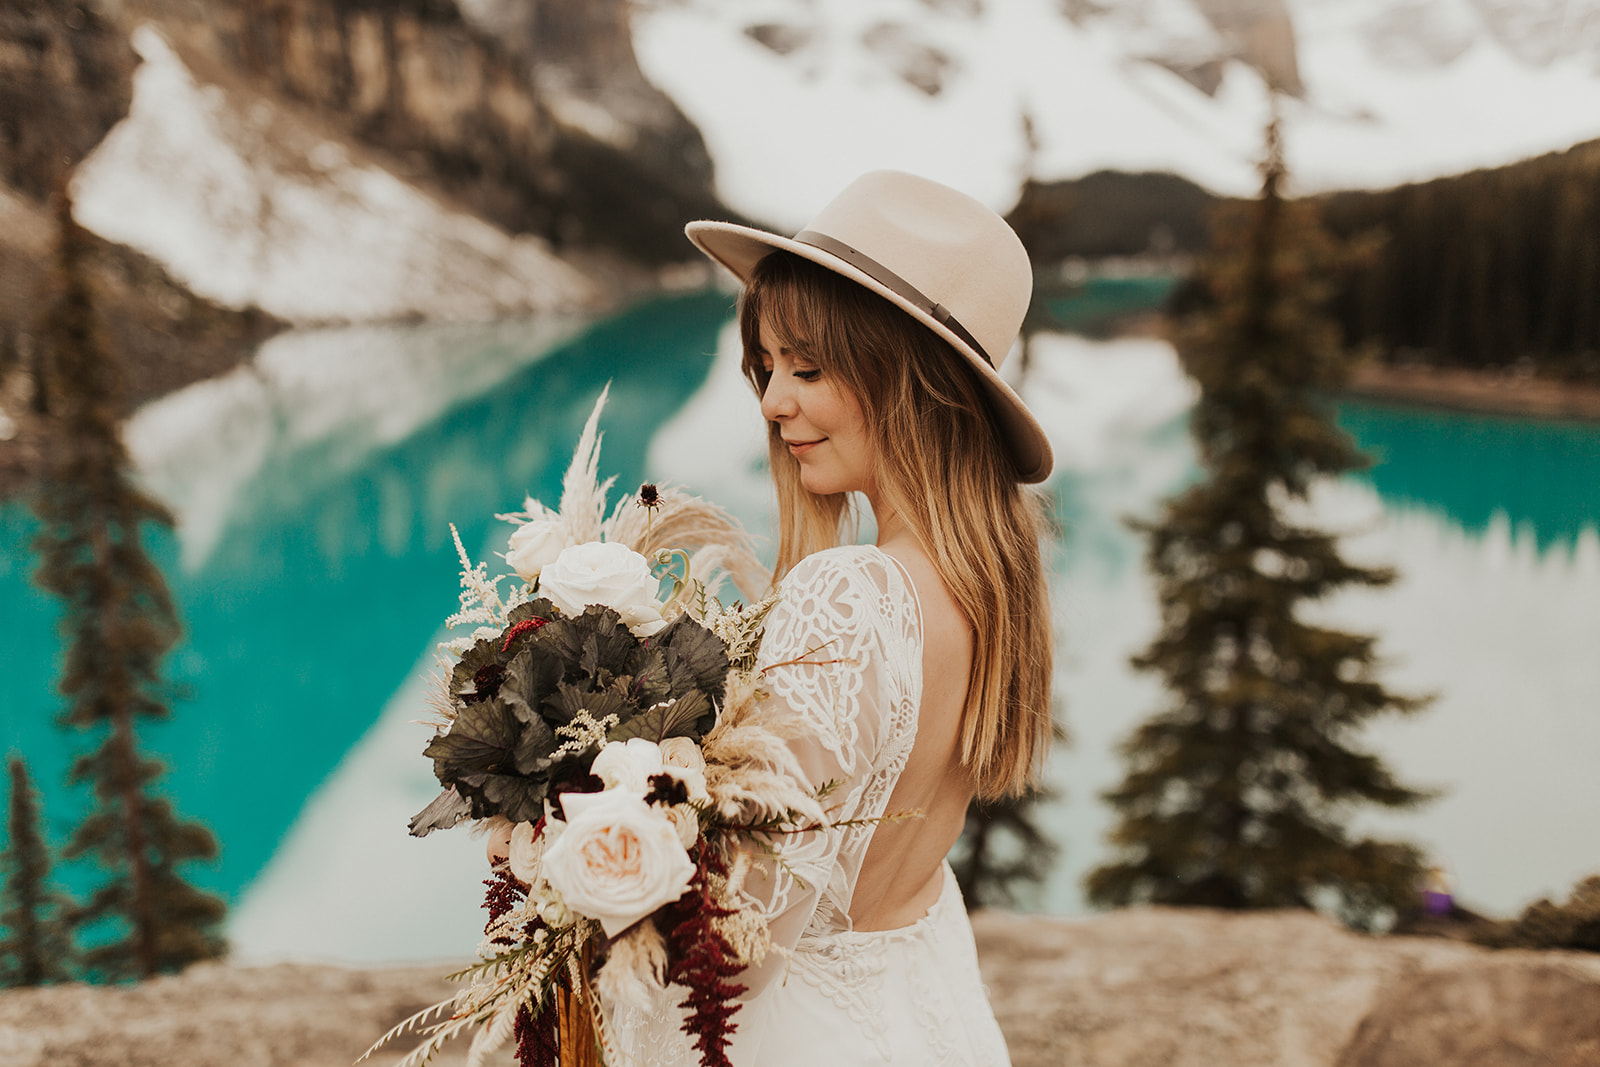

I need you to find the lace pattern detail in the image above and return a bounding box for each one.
[609,545,1008,1065]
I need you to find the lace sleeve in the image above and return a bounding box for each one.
[733,546,918,999]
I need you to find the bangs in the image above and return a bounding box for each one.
[738,252,861,386]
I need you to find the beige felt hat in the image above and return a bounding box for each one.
[685,170,1053,484]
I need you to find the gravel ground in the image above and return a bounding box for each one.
[2,908,1597,1067]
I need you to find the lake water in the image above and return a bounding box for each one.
[2,289,1597,964]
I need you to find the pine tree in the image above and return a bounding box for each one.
[0,757,76,987]
[30,193,227,980]
[952,787,1060,908]
[1086,116,1432,929]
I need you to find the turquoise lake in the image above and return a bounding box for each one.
[2,289,1597,963]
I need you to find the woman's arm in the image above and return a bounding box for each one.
[728,548,906,998]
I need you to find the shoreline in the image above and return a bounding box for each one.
[1343,363,1600,423]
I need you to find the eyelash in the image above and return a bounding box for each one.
[794,369,822,382]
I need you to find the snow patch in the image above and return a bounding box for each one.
[72,26,597,325]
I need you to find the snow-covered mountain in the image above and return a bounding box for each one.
[631,0,1600,226]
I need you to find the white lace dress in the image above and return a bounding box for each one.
[609,545,1011,1067]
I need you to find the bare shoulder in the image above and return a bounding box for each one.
[875,540,970,655]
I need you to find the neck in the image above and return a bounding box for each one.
[867,491,909,549]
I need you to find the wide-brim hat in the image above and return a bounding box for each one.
[685,170,1053,484]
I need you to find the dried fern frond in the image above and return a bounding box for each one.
[357,996,462,1064]
[465,1000,520,1067]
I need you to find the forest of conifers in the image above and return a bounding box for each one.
[1009,138,1600,384]
[1321,139,1600,383]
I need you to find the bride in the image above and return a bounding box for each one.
[606,170,1056,1066]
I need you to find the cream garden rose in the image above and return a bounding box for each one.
[505,520,576,581]
[541,789,696,936]
[590,738,664,794]
[507,820,546,884]
[538,541,666,637]
[658,737,710,805]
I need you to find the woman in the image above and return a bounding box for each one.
[611,171,1055,1066]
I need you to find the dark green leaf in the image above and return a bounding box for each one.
[576,606,647,680]
[629,646,674,707]
[450,638,507,703]
[501,647,564,724]
[508,597,558,627]
[424,699,520,782]
[479,774,549,825]
[607,691,711,744]
[408,787,472,837]
[542,681,634,728]
[655,616,730,703]
[513,715,556,776]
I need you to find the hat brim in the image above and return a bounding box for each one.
[686,220,1054,485]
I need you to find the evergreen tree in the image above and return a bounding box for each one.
[30,193,226,980]
[0,757,76,987]
[1086,117,1432,929]
[952,787,1060,909]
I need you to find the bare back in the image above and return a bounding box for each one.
[847,534,976,930]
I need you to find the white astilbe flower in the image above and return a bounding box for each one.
[552,708,620,759]
[443,523,513,637]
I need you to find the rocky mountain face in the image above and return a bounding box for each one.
[121,0,725,265]
[0,0,134,199]
[0,0,729,495]
[0,0,281,492]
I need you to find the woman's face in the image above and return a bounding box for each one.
[756,314,875,499]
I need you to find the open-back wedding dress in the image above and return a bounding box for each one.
[609,545,1012,1066]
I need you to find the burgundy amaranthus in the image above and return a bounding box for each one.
[514,1003,559,1067]
[486,868,561,1067]
[484,867,527,936]
[662,848,749,1067]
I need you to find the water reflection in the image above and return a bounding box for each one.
[1339,400,1600,551]
[0,293,731,914]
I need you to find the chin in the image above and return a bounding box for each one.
[799,467,868,498]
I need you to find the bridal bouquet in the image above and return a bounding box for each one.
[364,391,827,1067]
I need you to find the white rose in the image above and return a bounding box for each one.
[658,737,710,805]
[539,541,666,637]
[507,820,546,884]
[506,520,576,581]
[541,790,697,936]
[590,738,664,794]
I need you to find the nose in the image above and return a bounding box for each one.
[759,371,795,423]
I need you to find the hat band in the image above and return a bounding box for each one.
[793,229,994,367]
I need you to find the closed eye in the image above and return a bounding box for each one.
[794,369,822,382]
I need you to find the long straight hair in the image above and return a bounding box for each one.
[739,251,1053,801]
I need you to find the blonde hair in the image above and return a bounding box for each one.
[739,251,1053,800]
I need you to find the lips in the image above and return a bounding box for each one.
[785,438,823,456]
